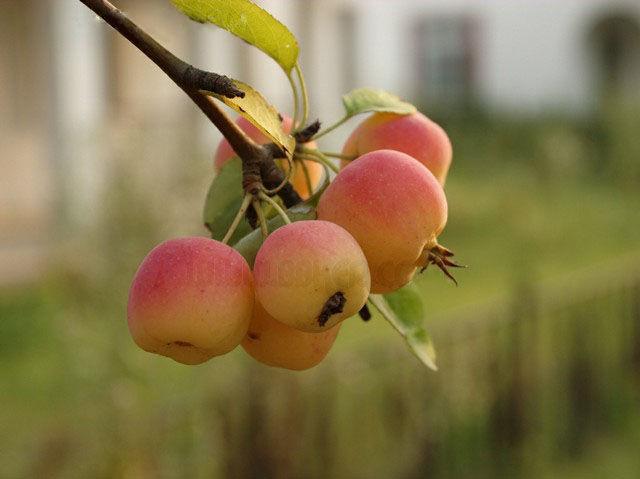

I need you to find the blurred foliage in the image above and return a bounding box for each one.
[1,108,640,478]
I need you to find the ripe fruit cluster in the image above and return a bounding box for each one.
[127,111,456,370]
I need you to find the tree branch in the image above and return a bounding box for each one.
[78,0,302,209]
[182,66,245,99]
[79,0,264,163]
[261,144,302,207]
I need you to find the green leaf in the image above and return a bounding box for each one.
[342,88,417,118]
[233,203,316,267]
[170,0,299,73]
[207,80,296,159]
[203,157,251,243]
[369,285,438,371]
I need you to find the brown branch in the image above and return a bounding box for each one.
[79,0,260,162]
[260,144,302,207]
[182,66,244,99]
[78,0,301,208]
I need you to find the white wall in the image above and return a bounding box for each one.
[343,0,640,114]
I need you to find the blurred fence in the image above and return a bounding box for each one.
[3,250,640,478]
[204,255,640,479]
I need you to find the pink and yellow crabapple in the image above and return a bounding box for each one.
[318,149,451,294]
[253,220,371,332]
[127,237,253,365]
[342,112,452,185]
[242,301,341,370]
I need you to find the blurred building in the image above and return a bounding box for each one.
[348,0,640,113]
[1,0,640,285]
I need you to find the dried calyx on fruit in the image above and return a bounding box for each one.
[318,149,458,293]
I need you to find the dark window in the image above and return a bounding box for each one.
[414,16,477,109]
[338,8,358,95]
[588,12,640,99]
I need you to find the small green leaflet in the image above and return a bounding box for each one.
[170,0,299,74]
[233,203,316,267]
[203,157,251,243]
[205,80,295,160]
[342,88,417,118]
[369,285,438,371]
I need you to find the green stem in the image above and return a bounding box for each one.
[300,160,314,196]
[313,115,350,140]
[306,163,331,205]
[258,192,291,225]
[294,63,309,129]
[298,154,339,174]
[321,151,356,161]
[253,199,269,239]
[222,193,253,244]
[287,73,300,128]
[298,147,340,173]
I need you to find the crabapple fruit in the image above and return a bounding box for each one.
[342,112,452,184]
[214,115,322,198]
[127,237,253,365]
[253,220,370,332]
[317,150,449,294]
[242,301,340,370]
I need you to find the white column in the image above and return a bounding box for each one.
[50,0,107,226]
[303,1,349,145]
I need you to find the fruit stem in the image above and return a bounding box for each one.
[294,63,310,130]
[297,147,340,174]
[258,191,292,225]
[305,163,331,205]
[287,72,301,129]
[222,193,254,244]
[321,151,356,161]
[253,199,269,239]
[312,115,349,140]
[300,160,314,197]
[298,153,338,174]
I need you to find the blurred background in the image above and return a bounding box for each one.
[2,0,640,477]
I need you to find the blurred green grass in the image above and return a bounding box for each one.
[1,111,640,478]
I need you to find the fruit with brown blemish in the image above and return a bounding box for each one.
[127,237,253,365]
[253,220,370,332]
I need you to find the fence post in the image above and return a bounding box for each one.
[565,305,600,458]
[488,281,538,474]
